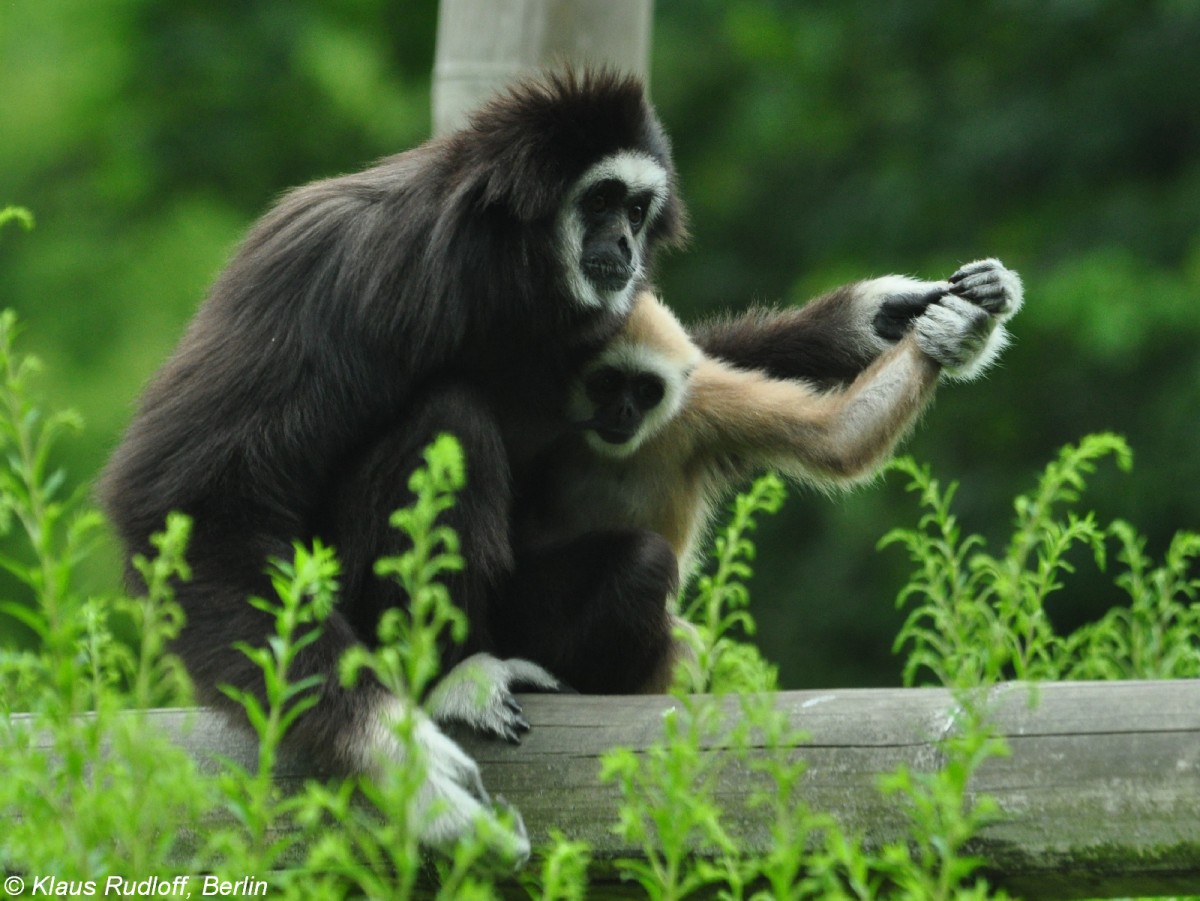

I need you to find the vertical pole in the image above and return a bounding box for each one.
[432,0,653,136]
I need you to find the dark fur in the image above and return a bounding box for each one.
[99,71,686,772]
[690,285,905,387]
[491,530,680,693]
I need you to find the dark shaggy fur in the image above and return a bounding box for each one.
[99,71,686,772]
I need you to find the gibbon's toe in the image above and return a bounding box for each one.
[408,712,531,867]
[427,652,561,743]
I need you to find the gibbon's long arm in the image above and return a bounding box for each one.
[674,260,1019,487]
[548,266,1015,566]
[690,260,1022,388]
[686,278,932,386]
[680,332,939,486]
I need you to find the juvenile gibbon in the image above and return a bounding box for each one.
[499,259,1023,692]
[99,71,688,859]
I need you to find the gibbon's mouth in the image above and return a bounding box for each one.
[581,256,634,293]
[572,417,637,446]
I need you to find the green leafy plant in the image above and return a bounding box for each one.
[0,310,105,712]
[884,432,1200,688]
[2,282,1197,901]
[1061,519,1200,680]
[520,829,593,901]
[210,539,339,872]
[340,432,469,704]
[298,433,529,898]
[0,315,212,877]
[601,695,740,900]
[875,698,1011,901]
[680,471,785,693]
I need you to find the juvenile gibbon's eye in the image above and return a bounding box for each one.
[632,375,665,410]
[586,366,625,402]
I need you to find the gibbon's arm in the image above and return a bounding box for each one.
[688,277,941,386]
[674,277,1010,488]
[678,332,939,487]
[690,259,1023,387]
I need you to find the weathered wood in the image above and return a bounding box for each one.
[432,0,653,135]
[16,681,1200,898]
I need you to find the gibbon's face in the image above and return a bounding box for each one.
[558,152,671,317]
[570,347,692,460]
[580,364,667,446]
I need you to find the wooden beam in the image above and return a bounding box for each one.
[16,681,1200,898]
[449,681,1200,898]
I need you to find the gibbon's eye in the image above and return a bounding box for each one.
[632,375,665,410]
[627,202,646,230]
[586,366,625,402]
[586,191,609,215]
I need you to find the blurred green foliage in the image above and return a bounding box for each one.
[2,0,1198,688]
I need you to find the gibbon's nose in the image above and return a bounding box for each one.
[592,396,642,445]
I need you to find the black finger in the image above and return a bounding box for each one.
[949,260,996,283]
[950,277,1001,294]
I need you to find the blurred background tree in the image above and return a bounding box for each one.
[2,0,1198,688]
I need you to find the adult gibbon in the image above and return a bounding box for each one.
[498,260,1023,692]
[99,71,688,858]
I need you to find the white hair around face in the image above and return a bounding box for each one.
[569,293,700,459]
[557,152,670,316]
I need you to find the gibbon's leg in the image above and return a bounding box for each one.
[329,382,514,658]
[163,531,529,860]
[326,381,559,737]
[490,529,680,694]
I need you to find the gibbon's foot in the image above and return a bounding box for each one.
[427,653,561,744]
[948,258,1024,320]
[365,699,532,867]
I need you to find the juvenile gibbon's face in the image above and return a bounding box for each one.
[580,364,667,446]
[570,341,693,459]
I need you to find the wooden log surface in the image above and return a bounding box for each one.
[16,680,1200,898]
